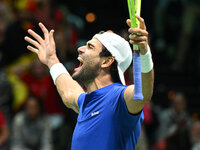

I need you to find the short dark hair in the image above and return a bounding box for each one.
[99,45,121,84]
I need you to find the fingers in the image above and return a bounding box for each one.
[27,45,39,54]
[26,23,55,47]
[39,22,49,41]
[128,25,148,46]
[126,16,146,30]
[28,29,43,44]
[129,35,148,45]
[129,40,146,45]
[128,28,148,36]
[129,34,148,42]
[25,23,56,59]
[127,16,148,37]
[126,16,148,53]
[49,30,55,44]
[136,15,146,30]
[126,19,131,28]
[24,36,40,49]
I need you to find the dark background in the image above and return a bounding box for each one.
[0,0,200,149]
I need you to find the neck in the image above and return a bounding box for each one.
[85,73,114,93]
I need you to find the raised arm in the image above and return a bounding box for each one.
[124,16,154,114]
[24,23,84,113]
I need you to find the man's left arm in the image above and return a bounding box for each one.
[124,16,154,114]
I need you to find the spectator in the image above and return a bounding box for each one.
[190,121,200,150]
[0,110,9,150]
[7,57,65,129]
[0,68,13,126]
[19,58,66,130]
[20,58,65,115]
[52,113,75,150]
[0,0,42,67]
[0,1,13,44]
[11,96,52,150]
[156,92,191,150]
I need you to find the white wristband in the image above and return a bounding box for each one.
[140,45,153,73]
[50,63,69,85]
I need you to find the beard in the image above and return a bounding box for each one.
[72,62,101,86]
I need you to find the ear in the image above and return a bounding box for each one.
[101,57,115,68]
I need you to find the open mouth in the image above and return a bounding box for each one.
[78,57,83,67]
[74,56,84,72]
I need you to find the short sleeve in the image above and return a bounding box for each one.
[77,93,86,108]
[116,87,144,127]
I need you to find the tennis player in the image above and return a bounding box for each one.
[24,15,154,150]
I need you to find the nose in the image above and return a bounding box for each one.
[77,46,86,54]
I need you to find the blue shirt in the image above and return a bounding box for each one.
[71,83,144,150]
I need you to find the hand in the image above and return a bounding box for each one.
[126,15,149,55]
[24,23,59,68]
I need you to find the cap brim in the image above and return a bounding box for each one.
[117,66,126,85]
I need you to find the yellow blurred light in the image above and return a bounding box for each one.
[86,12,96,23]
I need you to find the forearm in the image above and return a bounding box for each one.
[46,55,83,113]
[140,44,154,102]
[47,56,84,113]
[142,69,154,103]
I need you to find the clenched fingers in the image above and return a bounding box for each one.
[129,40,146,45]
[128,28,148,36]
[129,36,147,44]
[129,33,148,40]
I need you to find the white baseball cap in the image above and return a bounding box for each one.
[94,32,132,85]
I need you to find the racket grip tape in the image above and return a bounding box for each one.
[133,51,143,100]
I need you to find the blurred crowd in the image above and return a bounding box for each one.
[0,0,200,150]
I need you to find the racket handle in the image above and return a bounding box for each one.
[133,51,143,100]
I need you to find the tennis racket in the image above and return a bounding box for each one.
[127,0,143,100]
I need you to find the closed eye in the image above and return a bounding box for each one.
[87,42,95,49]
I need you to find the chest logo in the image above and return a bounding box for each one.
[91,111,100,117]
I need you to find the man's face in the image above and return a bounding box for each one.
[72,38,103,85]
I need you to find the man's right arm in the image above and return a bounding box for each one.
[24,23,84,113]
